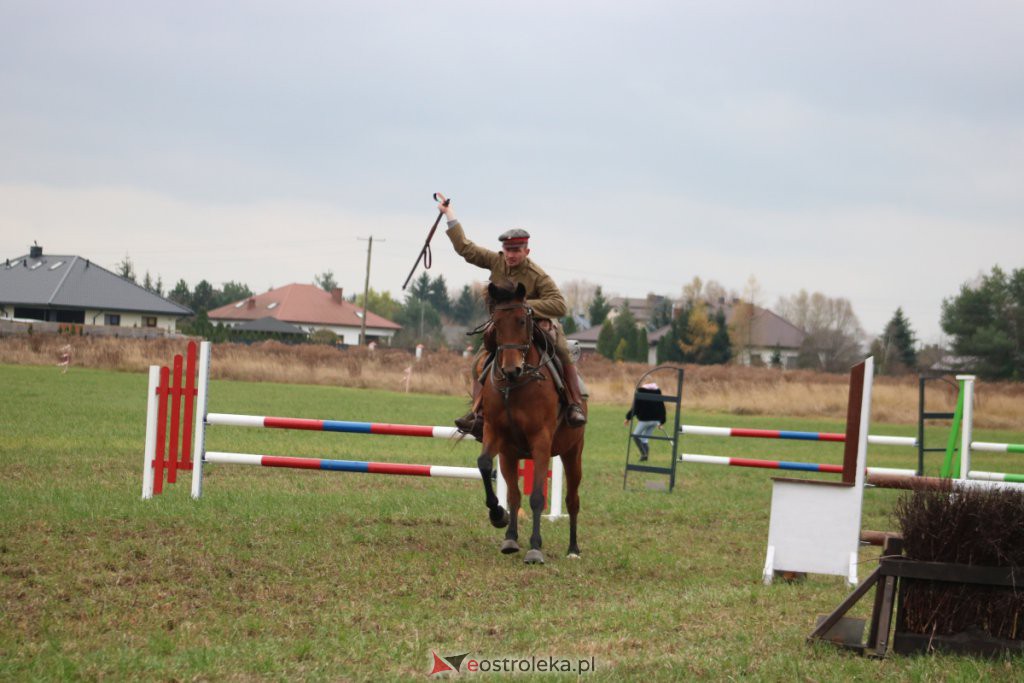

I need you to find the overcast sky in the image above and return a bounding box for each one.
[2,1,1022,343]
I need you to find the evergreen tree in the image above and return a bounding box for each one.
[116,254,136,283]
[409,272,432,302]
[168,279,192,309]
[561,315,578,335]
[613,305,639,361]
[588,287,611,326]
[596,323,617,359]
[191,280,216,313]
[635,327,649,363]
[314,270,338,292]
[427,274,451,315]
[703,309,733,365]
[394,298,443,347]
[451,285,484,325]
[142,271,154,292]
[880,307,917,373]
[941,265,1024,380]
[220,281,254,307]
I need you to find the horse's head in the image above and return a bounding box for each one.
[487,280,533,380]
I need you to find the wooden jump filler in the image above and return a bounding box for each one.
[762,357,874,586]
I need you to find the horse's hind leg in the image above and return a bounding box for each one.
[524,452,550,565]
[561,445,583,558]
[477,450,508,529]
[498,455,521,554]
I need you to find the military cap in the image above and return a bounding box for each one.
[498,228,530,247]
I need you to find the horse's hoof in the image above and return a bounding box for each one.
[489,506,509,529]
[501,539,520,554]
[566,553,580,560]
[524,549,545,565]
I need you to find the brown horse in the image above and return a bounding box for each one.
[474,281,585,564]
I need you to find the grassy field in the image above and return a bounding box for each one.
[2,363,1023,681]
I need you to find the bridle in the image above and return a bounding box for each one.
[491,301,535,379]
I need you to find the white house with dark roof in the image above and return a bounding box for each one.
[0,244,191,332]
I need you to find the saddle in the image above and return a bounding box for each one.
[476,324,569,400]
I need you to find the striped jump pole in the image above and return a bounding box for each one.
[678,453,916,478]
[205,452,482,479]
[971,441,1024,454]
[206,413,472,441]
[965,470,1024,485]
[680,425,917,448]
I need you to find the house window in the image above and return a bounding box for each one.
[104,314,121,326]
[143,316,157,328]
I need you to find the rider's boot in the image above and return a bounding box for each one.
[455,377,484,440]
[563,364,588,427]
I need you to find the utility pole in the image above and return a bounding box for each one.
[357,236,383,346]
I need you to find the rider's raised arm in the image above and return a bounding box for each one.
[446,220,502,270]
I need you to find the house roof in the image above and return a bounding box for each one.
[0,250,192,316]
[726,303,805,349]
[208,283,401,330]
[567,324,603,343]
[233,316,308,335]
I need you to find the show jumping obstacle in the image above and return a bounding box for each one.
[619,360,1023,585]
[946,375,1024,486]
[141,341,564,520]
[677,425,918,479]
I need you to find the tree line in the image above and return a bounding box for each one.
[122,252,1022,380]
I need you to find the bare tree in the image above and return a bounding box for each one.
[561,279,598,317]
[681,276,732,310]
[776,290,865,372]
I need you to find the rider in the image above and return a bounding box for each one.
[435,193,587,435]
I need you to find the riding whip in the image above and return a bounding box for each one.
[402,193,450,290]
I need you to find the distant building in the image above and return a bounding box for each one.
[605,293,668,327]
[0,244,191,333]
[726,303,805,368]
[208,283,401,345]
[566,324,603,354]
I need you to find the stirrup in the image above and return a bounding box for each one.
[455,411,484,440]
[567,404,587,427]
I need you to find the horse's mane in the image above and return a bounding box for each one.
[485,280,522,308]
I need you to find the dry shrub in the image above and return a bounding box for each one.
[893,488,1024,639]
[1,336,1022,429]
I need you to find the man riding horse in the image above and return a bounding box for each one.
[434,193,587,436]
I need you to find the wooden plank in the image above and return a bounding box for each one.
[808,566,881,642]
[880,558,1023,587]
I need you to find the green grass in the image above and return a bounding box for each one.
[2,363,1023,681]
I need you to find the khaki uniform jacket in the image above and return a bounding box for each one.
[445,221,567,321]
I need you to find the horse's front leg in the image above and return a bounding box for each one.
[525,450,552,565]
[498,455,521,554]
[477,449,508,529]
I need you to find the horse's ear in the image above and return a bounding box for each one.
[516,282,527,300]
[488,282,499,299]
